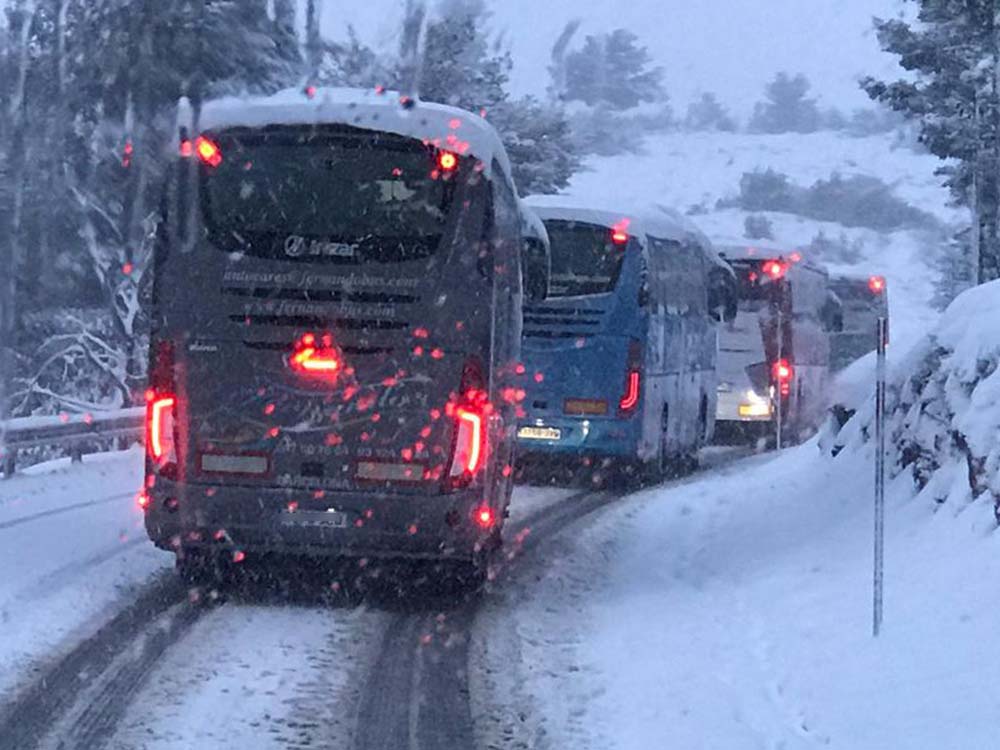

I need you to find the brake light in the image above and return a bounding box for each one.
[611,218,631,246]
[438,151,458,172]
[146,340,178,469]
[446,359,489,486]
[146,392,177,464]
[619,339,643,414]
[762,260,787,280]
[290,333,341,378]
[772,359,793,397]
[195,136,222,168]
[454,409,484,474]
[619,371,641,411]
[869,275,886,294]
[474,506,496,529]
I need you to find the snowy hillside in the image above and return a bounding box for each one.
[475,438,1000,750]
[553,129,960,354]
[474,285,1000,748]
[836,279,1000,522]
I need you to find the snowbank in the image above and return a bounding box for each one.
[835,280,1000,520]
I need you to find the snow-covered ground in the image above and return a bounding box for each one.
[475,280,1000,750]
[0,448,168,700]
[559,129,958,356]
[476,440,999,749]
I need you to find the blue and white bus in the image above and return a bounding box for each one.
[515,198,735,480]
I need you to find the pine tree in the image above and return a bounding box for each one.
[862,1,1000,285]
[748,72,821,134]
[563,29,665,109]
[414,0,579,194]
[684,92,737,132]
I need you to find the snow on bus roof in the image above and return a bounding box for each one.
[523,195,730,272]
[523,195,696,243]
[180,87,514,183]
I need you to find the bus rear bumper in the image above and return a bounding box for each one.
[516,417,639,459]
[143,481,500,562]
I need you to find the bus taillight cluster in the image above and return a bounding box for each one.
[772,358,794,397]
[145,340,178,480]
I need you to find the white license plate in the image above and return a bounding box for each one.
[518,426,562,441]
[281,510,349,528]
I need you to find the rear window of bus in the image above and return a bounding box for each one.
[545,220,626,297]
[199,127,461,263]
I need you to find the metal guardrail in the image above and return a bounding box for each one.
[0,407,144,478]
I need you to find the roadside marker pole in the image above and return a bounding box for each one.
[775,310,783,451]
[873,316,888,637]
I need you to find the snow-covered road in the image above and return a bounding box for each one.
[3,440,995,750]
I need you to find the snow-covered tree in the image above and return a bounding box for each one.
[562,29,665,109]
[412,0,579,194]
[0,0,302,419]
[862,1,1000,284]
[684,92,737,132]
[748,72,821,134]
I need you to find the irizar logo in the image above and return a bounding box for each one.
[284,235,358,259]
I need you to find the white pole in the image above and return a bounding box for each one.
[873,316,888,637]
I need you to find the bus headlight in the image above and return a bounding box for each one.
[738,389,772,418]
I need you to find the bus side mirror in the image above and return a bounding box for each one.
[822,293,845,333]
[638,281,651,308]
[522,239,550,302]
[709,274,738,323]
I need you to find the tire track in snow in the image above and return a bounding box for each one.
[348,486,624,750]
[0,492,134,531]
[0,573,200,750]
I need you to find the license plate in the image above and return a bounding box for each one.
[281,510,349,528]
[518,426,562,441]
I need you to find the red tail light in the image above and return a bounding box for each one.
[290,333,341,378]
[619,339,643,415]
[474,506,496,529]
[869,275,886,294]
[195,136,222,168]
[447,360,489,487]
[762,260,787,280]
[453,409,484,474]
[438,151,458,172]
[619,372,641,411]
[146,340,178,471]
[147,393,177,462]
[611,218,631,246]
[772,359,793,397]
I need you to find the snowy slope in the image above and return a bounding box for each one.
[474,279,1000,750]
[475,442,1000,750]
[556,129,958,356]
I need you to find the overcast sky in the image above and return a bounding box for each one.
[319,0,909,116]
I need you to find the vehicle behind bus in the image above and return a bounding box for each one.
[142,87,526,581]
[515,199,732,480]
[715,250,838,443]
[829,274,889,371]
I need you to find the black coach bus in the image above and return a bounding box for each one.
[142,87,528,583]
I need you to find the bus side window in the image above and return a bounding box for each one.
[681,242,709,317]
[638,252,652,308]
[647,237,677,312]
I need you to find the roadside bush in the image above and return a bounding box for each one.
[744,214,775,240]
